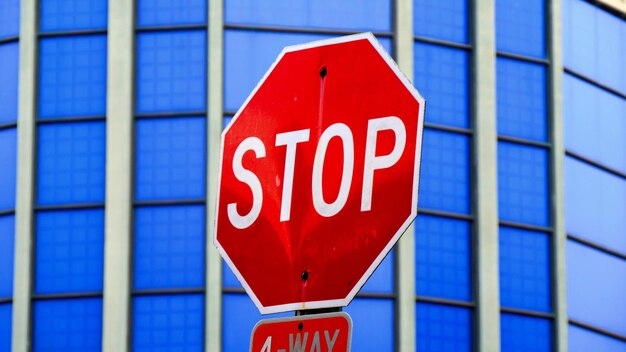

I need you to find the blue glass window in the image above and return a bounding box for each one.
[0,42,19,124]
[562,0,626,94]
[224,30,392,112]
[0,304,11,352]
[134,205,205,290]
[37,122,106,205]
[0,129,17,210]
[496,0,545,58]
[415,215,471,301]
[414,43,469,128]
[361,250,394,294]
[416,303,472,352]
[344,298,394,352]
[419,129,471,214]
[501,313,551,352]
[136,31,207,114]
[499,227,551,312]
[137,0,206,27]
[225,0,391,32]
[39,35,107,119]
[496,58,547,142]
[0,216,15,297]
[563,73,626,174]
[0,0,19,38]
[35,210,104,294]
[498,142,549,227]
[40,0,107,32]
[225,30,331,112]
[33,298,102,352]
[567,240,626,336]
[569,325,626,352]
[222,293,290,351]
[136,117,206,201]
[565,157,626,254]
[413,0,468,43]
[133,294,204,352]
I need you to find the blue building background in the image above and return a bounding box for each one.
[0,0,624,351]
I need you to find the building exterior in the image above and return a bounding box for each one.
[0,0,624,351]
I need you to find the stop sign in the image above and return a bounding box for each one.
[215,33,425,314]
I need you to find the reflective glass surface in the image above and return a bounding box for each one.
[414,0,468,43]
[414,43,469,128]
[135,117,206,201]
[501,313,551,352]
[0,216,15,297]
[138,0,206,27]
[569,324,626,352]
[416,303,472,352]
[40,0,107,32]
[39,36,107,119]
[496,0,545,58]
[0,129,17,210]
[35,210,104,294]
[0,42,19,124]
[37,122,106,205]
[415,215,471,301]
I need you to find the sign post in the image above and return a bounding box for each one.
[214,32,425,350]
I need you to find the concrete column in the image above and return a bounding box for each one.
[206,0,225,350]
[473,0,501,351]
[548,0,568,350]
[394,0,416,351]
[102,0,134,350]
[12,0,37,350]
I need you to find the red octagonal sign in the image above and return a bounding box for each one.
[215,33,425,314]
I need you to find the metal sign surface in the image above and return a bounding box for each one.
[215,32,425,314]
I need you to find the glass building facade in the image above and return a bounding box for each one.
[0,0,624,351]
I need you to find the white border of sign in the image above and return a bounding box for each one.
[215,32,425,315]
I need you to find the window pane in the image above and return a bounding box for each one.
[498,142,549,227]
[419,129,471,214]
[569,324,626,352]
[499,226,551,312]
[416,303,472,352]
[496,0,545,58]
[565,157,626,254]
[137,0,206,27]
[344,298,394,352]
[39,35,107,118]
[136,31,207,114]
[0,42,19,124]
[35,209,104,294]
[563,73,626,175]
[37,122,106,205]
[567,240,626,336]
[40,0,107,32]
[224,30,392,112]
[225,0,391,32]
[361,250,394,294]
[134,205,205,290]
[501,313,551,352]
[0,0,19,38]
[563,0,625,94]
[136,117,206,201]
[496,58,547,142]
[0,129,17,210]
[222,293,290,352]
[133,294,204,352]
[414,42,469,128]
[33,298,102,352]
[0,304,11,352]
[415,215,471,301]
[413,0,468,43]
[0,216,14,297]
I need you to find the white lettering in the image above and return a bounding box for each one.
[260,336,272,352]
[312,123,354,217]
[289,332,308,352]
[275,129,310,222]
[227,137,266,229]
[324,329,340,352]
[361,116,406,211]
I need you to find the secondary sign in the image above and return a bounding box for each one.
[215,32,425,314]
[250,313,352,352]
